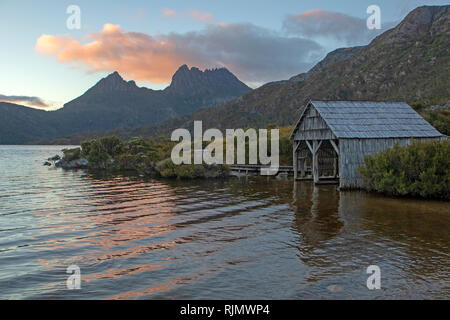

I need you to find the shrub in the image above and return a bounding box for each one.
[81,140,94,157]
[174,164,198,179]
[359,140,450,200]
[155,158,200,179]
[85,140,109,169]
[423,110,450,136]
[155,158,229,179]
[62,147,81,161]
[155,158,177,178]
[126,137,150,155]
[279,136,293,166]
[99,136,124,156]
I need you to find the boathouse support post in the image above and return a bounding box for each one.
[312,140,322,184]
[301,157,307,178]
[333,156,338,178]
[293,141,298,179]
[329,140,339,178]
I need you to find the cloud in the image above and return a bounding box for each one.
[162,8,215,24]
[36,24,180,83]
[283,9,396,46]
[189,10,215,24]
[0,94,49,108]
[162,8,177,17]
[36,23,324,85]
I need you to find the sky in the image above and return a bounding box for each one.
[0,0,448,110]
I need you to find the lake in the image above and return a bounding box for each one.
[0,145,449,299]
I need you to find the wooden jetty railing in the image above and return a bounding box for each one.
[229,165,294,176]
[229,165,338,184]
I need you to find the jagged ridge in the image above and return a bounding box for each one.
[0,65,251,144]
[117,5,450,139]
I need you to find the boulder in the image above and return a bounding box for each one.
[55,160,63,168]
[48,155,61,161]
[74,158,89,168]
[55,158,89,169]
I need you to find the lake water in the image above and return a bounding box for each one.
[0,145,449,299]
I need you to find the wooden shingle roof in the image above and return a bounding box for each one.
[292,101,443,139]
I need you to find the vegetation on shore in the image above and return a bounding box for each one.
[411,101,450,136]
[33,101,449,146]
[359,140,450,200]
[61,136,229,179]
[57,125,294,178]
[423,109,450,136]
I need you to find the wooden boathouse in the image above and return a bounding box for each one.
[290,101,445,189]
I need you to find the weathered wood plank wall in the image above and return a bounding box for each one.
[339,137,439,189]
[293,105,336,141]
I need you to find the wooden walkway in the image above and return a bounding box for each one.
[229,165,293,176]
[229,165,339,184]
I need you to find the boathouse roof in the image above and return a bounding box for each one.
[291,101,443,139]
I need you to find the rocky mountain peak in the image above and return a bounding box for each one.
[402,5,449,28]
[88,71,138,94]
[166,65,251,96]
[376,5,449,44]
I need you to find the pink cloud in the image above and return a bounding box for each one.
[36,24,182,83]
[299,9,324,18]
[162,8,177,17]
[188,10,214,24]
[162,8,215,24]
[36,23,323,85]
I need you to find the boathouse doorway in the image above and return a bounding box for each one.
[294,139,339,184]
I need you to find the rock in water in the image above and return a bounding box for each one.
[48,155,61,161]
[55,158,89,169]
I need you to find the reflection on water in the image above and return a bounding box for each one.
[0,146,449,299]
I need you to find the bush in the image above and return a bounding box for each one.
[82,136,123,157]
[99,136,124,156]
[155,158,177,178]
[126,137,149,155]
[155,159,201,179]
[67,133,236,179]
[62,147,81,161]
[279,136,293,166]
[84,140,109,169]
[423,110,450,136]
[155,158,229,179]
[359,140,450,199]
[80,140,94,157]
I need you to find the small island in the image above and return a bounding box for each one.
[50,136,230,179]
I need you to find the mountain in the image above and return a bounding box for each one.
[167,65,250,99]
[10,5,450,145]
[288,46,364,82]
[57,66,251,132]
[110,5,449,140]
[0,102,57,144]
[0,66,251,144]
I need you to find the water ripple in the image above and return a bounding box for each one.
[0,146,449,299]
